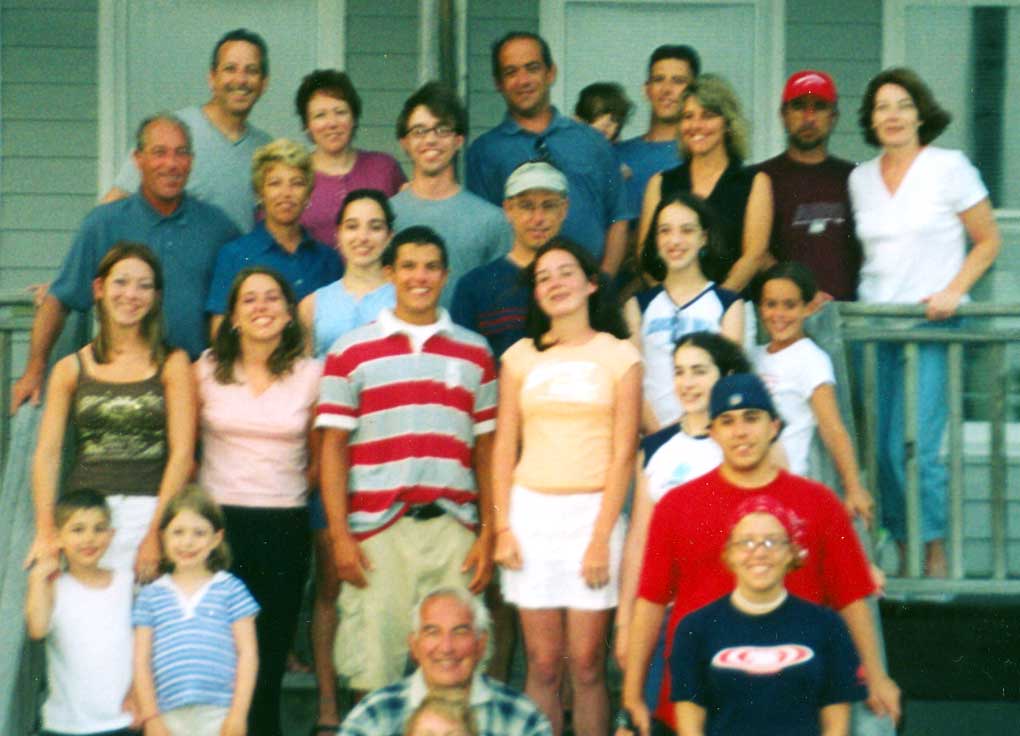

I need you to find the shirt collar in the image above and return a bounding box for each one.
[131,191,192,224]
[497,106,569,137]
[250,221,317,255]
[407,668,492,708]
[377,307,454,338]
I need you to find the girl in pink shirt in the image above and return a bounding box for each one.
[196,267,320,736]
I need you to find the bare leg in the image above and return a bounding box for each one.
[566,608,612,736]
[926,539,947,578]
[312,529,341,726]
[519,608,567,735]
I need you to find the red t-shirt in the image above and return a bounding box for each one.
[637,467,876,727]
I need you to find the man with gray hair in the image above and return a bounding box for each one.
[339,586,551,736]
[10,113,239,411]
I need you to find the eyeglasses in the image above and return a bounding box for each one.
[406,124,456,140]
[728,537,791,553]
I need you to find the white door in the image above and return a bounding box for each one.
[540,0,785,160]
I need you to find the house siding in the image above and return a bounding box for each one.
[784,0,882,166]
[0,0,99,292]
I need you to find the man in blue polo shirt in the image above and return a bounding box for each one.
[466,31,629,276]
[11,114,239,410]
[616,45,699,224]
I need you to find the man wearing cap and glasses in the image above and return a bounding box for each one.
[466,31,630,276]
[756,70,862,305]
[451,160,569,359]
[617,373,900,736]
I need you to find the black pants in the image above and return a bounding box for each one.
[222,505,310,736]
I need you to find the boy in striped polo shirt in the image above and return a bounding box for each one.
[316,225,498,696]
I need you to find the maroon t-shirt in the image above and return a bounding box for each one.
[756,153,862,300]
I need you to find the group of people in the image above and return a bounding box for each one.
[12,21,1001,736]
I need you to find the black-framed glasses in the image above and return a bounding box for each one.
[406,124,457,140]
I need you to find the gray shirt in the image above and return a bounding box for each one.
[391,187,512,309]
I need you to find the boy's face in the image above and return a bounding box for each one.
[58,508,114,569]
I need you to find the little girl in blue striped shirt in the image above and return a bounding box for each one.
[133,485,259,736]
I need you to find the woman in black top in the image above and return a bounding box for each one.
[637,75,772,293]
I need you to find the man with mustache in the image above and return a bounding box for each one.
[102,28,272,232]
[756,70,862,304]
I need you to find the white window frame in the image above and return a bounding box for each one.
[883,0,1020,219]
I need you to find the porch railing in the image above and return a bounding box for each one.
[832,302,1020,597]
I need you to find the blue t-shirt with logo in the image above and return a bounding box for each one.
[671,594,866,736]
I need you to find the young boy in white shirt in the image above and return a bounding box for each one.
[25,488,136,736]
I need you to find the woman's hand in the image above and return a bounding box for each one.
[581,534,610,588]
[844,485,875,528]
[135,530,162,583]
[493,528,523,570]
[922,288,962,321]
[24,530,59,570]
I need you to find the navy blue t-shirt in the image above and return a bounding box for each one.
[671,594,866,736]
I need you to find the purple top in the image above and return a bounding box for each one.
[300,150,406,248]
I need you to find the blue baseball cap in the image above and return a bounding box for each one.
[709,373,779,421]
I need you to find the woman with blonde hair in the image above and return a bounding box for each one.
[206,137,342,336]
[637,75,772,294]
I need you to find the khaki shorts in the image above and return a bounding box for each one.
[335,514,476,691]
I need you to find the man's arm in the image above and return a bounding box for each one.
[10,294,69,412]
[838,599,901,726]
[462,431,494,593]
[319,427,371,588]
[101,186,130,204]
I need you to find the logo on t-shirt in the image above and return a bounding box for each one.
[711,644,815,675]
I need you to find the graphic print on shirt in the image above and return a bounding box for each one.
[522,360,602,404]
[711,644,815,675]
[792,201,846,236]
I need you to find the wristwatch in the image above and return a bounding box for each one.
[614,708,636,732]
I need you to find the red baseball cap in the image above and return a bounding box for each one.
[782,70,837,104]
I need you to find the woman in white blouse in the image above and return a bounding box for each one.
[848,67,1000,577]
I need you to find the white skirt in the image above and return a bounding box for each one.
[501,483,625,610]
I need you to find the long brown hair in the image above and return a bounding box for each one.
[92,241,169,366]
[210,267,306,384]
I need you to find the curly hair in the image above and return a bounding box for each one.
[673,330,751,377]
[295,68,362,127]
[250,138,313,198]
